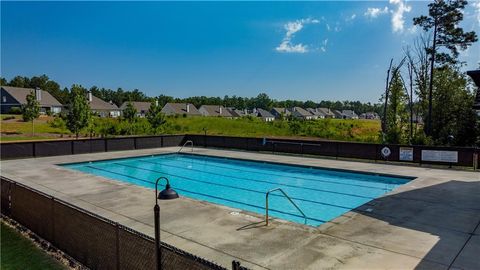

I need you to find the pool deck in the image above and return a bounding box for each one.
[1,147,479,269]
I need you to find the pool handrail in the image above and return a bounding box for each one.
[265,187,307,226]
[178,140,194,153]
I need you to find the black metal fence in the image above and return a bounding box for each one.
[0,177,247,270]
[0,135,186,160]
[1,134,478,168]
[185,134,480,168]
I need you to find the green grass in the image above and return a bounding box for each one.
[0,136,59,142]
[1,120,66,135]
[0,222,66,270]
[1,115,381,143]
[164,116,381,142]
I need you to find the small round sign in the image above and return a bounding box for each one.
[381,146,391,158]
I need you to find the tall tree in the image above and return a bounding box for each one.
[67,85,91,138]
[413,0,477,135]
[254,93,273,110]
[22,91,40,136]
[384,67,409,144]
[9,76,30,87]
[123,101,137,123]
[430,66,477,146]
[146,101,167,134]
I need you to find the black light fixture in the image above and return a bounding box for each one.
[154,177,179,270]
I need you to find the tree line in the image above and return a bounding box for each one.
[381,0,479,147]
[1,75,382,115]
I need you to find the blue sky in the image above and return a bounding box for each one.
[1,1,479,102]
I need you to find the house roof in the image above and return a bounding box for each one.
[332,110,343,117]
[1,86,63,107]
[307,108,332,116]
[256,108,275,118]
[89,95,119,110]
[119,101,151,112]
[162,103,201,115]
[291,107,313,117]
[317,107,335,116]
[342,110,358,117]
[271,107,291,115]
[226,107,244,117]
[199,105,232,117]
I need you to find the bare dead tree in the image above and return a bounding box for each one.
[382,59,394,135]
[404,34,432,140]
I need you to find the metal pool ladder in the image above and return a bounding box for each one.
[265,187,307,226]
[178,140,194,153]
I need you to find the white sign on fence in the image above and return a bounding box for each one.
[421,150,458,163]
[399,147,414,161]
[381,147,391,158]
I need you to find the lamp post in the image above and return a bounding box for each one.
[154,177,179,270]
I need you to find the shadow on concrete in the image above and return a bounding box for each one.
[236,220,266,231]
[352,180,480,269]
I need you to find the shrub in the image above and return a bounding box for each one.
[49,117,66,128]
[9,107,22,114]
[2,116,15,120]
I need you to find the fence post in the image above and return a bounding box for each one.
[335,142,339,160]
[116,223,120,270]
[51,197,55,245]
[474,152,478,171]
[232,260,240,270]
[134,137,137,149]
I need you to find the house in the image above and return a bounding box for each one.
[255,108,275,122]
[306,108,327,119]
[332,110,343,119]
[199,105,233,117]
[317,108,335,118]
[341,110,358,119]
[359,112,380,120]
[290,107,314,120]
[225,107,245,118]
[161,103,201,116]
[1,86,63,114]
[270,107,291,119]
[87,92,121,118]
[119,101,151,117]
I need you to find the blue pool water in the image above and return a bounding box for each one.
[62,153,411,226]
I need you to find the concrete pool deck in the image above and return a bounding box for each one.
[1,147,479,269]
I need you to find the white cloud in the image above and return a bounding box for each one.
[346,14,357,22]
[390,0,412,33]
[320,39,328,52]
[276,18,319,53]
[364,7,389,19]
[334,22,342,32]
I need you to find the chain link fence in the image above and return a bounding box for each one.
[1,177,248,270]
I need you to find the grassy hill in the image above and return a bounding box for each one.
[1,114,381,143]
[165,116,380,142]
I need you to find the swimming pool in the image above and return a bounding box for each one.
[63,153,412,226]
